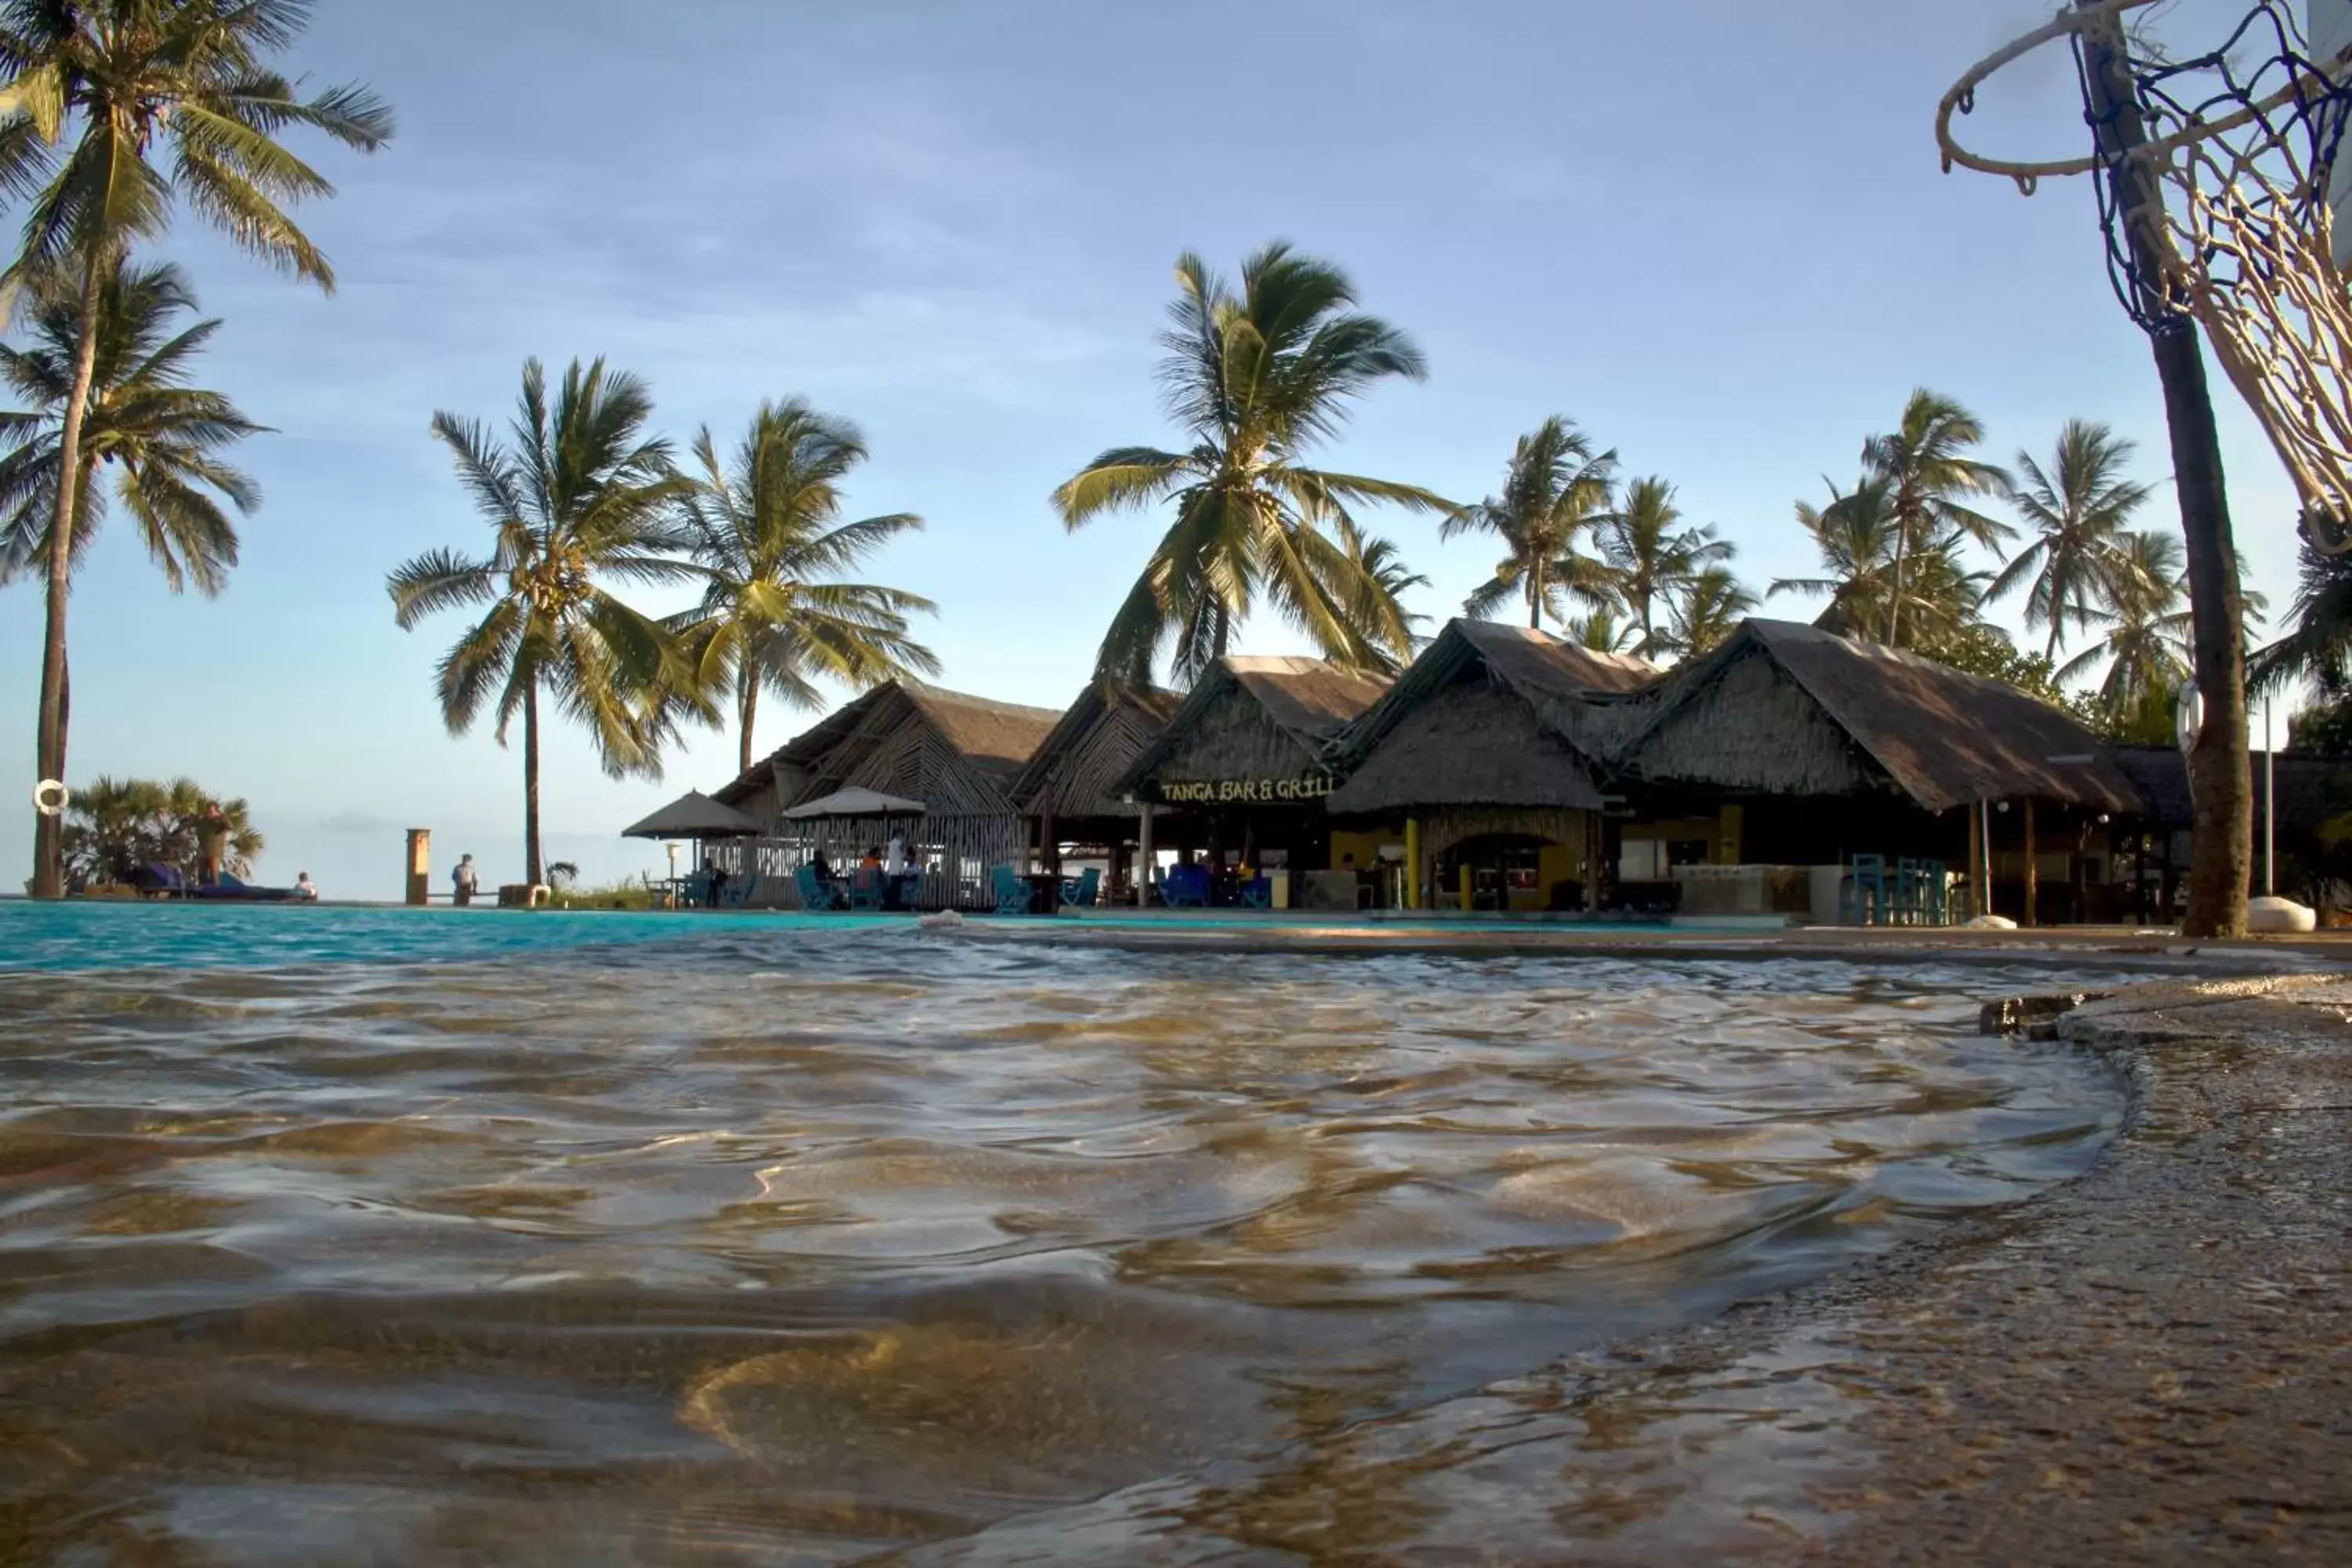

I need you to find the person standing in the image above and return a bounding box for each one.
[453,854,478,908]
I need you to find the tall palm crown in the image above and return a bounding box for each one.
[1567,605,1636,654]
[1052,241,1450,685]
[1773,476,1897,636]
[2250,539,2352,699]
[386,358,702,886]
[1989,419,2153,664]
[2063,528,2190,714]
[1860,390,2010,645]
[1599,476,1733,659]
[1773,474,1983,646]
[1445,414,1616,630]
[2,0,391,899]
[670,398,940,776]
[0,257,261,592]
[1663,564,1759,661]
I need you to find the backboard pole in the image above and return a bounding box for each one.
[2077,0,2254,938]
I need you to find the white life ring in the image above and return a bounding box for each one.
[31,779,67,818]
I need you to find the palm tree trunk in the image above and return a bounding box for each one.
[1886,515,1910,647]
[28,252,107,900]
[523,680,543,888]
[1528,557,1544,630]
[2045,619,2063,667]
[739,672,757,779]
[2081,3,2249,938]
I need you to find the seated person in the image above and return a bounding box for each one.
[295,870,318,902]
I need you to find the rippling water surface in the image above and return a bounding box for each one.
[0,905,2125,1563]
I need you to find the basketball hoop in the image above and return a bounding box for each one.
[1937,0,2352,550]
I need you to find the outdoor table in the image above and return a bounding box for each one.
[1021,874,1060,916]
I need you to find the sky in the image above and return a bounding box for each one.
[0,0,2320,901]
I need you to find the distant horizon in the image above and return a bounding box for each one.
[0,0,2316,902]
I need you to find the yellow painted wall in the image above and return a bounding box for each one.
[1328,828,1395,873]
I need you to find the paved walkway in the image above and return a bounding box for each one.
[907,973,2352,1566]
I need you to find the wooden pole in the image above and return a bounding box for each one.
[2076,0,2251,938]
[1136,803,1155,908]
[2022,798,2038,928]
[1969,802,1985,920]
[405,829,431,906]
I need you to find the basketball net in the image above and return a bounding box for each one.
[1938,0,2352,550]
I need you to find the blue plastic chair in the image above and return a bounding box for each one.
[795,864,843,912]
[1843,854,1888,926]
[848,866,885,912]
[992,865,1032,916]
[1059,867,1101,908]
[1239,876,1272,909]
[1161,864,1210,908]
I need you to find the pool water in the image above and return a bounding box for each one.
[0,902,2127,1562]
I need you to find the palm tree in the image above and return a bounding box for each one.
[2,0,394,898]
[1662,565,1759,660]
[1773,476,1899,637]
[1598,476,1732,659]
[1446,415,1616,630]
[2251,539,2352,700]
[1860,390,2011,646]
[2061,529,2190,717]
[1567,605,1637,655]
[1051,242,1451,685]
[1989,420,2154,664]
[1774,474,1989,649]
[386,358,706,887]
[668,399,939,775]
[0,258,263,592]
[61,773,260,887]
[1351,533,1432,648]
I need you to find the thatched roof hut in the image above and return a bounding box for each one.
[1614,619,2142,812]
[1118,656,1392,803]
[1009,682,1181,822]
[1328,620,1661,815]
[716,680,1063,825]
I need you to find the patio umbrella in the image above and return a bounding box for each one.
[620,790,764,840]
[782,787,927,821]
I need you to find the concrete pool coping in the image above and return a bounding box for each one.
[907,967,2352,1564]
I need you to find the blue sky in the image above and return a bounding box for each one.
[0,0,2314,900]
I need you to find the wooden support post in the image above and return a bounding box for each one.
[1137,803,1155,908]
[2022,798,2038,929]
[1405,817,1422,909]
[405,829,430,906]
[1968,804,1984,922]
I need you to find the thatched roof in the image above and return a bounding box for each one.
[1228,656,1395,742]
[1614,620,2143,813]
[620,789,764,840]
[1009,681,1181,819]
[1327,620,1663,815]
[715,680,1062,815]
[2113,745,2352,835]
[1118,656,1392,793]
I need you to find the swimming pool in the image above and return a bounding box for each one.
[0,902,2132,1561]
